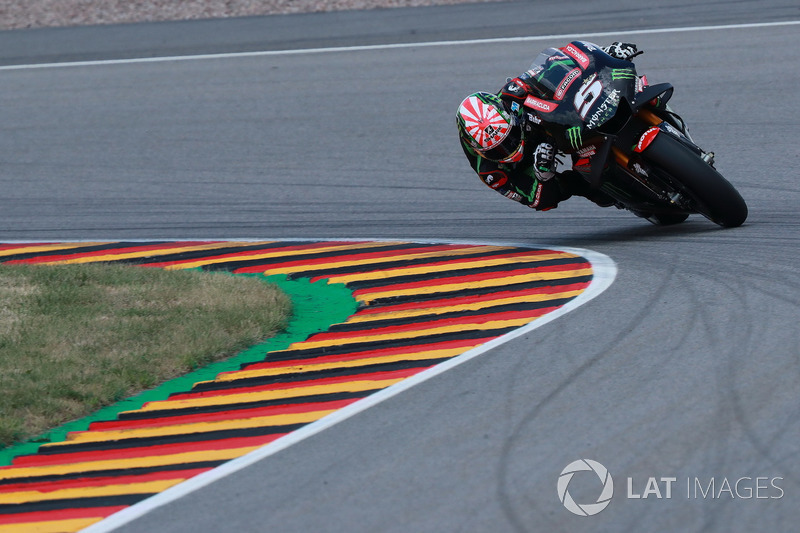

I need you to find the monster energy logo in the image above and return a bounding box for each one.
[567,127,583,150]
[611,68,637,80]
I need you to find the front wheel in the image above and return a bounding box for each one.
[642,134,748,227]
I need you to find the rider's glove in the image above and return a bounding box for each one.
[534,142,556,182]
[603,42,643,61]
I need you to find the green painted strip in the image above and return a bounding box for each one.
[0,273,357,466]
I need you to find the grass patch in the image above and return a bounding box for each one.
[0,263,291,449]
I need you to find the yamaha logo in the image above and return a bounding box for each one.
[557,459,614,516]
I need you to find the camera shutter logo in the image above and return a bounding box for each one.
[557,459,614,516]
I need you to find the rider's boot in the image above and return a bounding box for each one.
[558,170,616,207]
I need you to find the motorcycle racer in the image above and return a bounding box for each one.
[456,42,642,211]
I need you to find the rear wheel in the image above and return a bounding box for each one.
[643,134,748,227]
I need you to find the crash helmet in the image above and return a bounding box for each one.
[456,92,524,163]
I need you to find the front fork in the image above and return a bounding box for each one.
[587,108,681,189]
[635,108,715,167]
[588,105,712,209]
[599,109,694,207]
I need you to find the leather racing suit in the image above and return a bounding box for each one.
[458,42,642,211]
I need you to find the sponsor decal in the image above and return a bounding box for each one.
[532,183,543,207]
[577,145,597,158]
[504,78,528,97]
[661,122,682,137]
[505,191,522,201]
[562,43,590,69]
[635,127,660,152]
[524,95,557,113]
[527,66,544,78]
[585,89,620,130]
[566,126,583,150]
[526,113,542,125]
[511,102,520,112]
[611,68,637,80]
[575,157,592,170]
[631,162,649,177]
[484,173,508,189]
[554,68,582,101]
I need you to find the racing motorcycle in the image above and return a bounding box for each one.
[521,41,747,227]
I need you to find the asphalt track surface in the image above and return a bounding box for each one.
[1,0,799,531]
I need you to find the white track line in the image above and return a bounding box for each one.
[1,20,797,71]
[81,240,616,532]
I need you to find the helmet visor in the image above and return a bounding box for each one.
[480,122,523,162]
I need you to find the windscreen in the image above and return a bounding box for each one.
[525,48,583,100]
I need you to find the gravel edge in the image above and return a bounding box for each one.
[0,0,502,31]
